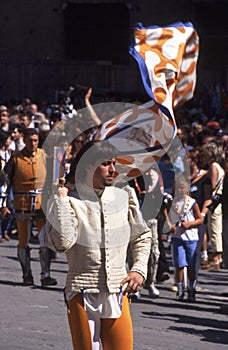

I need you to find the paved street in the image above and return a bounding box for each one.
[1,235,228,350]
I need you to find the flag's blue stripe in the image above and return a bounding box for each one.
[129,34,174,122]
[105,116,155,139]
[104,114,176,142]
[129,45,153,100]
[133,21,194,31]
[116,141,171,155]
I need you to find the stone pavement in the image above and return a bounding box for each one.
[1,236,228,350]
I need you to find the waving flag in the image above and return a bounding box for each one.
[95,100,174,182]
[95,22,199,182]
[129,21,199,121]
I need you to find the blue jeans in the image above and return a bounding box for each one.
[172,238,198,270]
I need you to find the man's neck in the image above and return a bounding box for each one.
[85,180,105,191]
[93,187,105,198]
[24,148,37,157]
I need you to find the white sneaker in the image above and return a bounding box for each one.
[134,291,141,299]
[148,283,160,298]
[128,291,141,300]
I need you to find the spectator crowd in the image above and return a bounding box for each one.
[0,86,228,301]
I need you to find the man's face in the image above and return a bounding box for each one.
[30,104,38,115]
[11,128,20,141]
[0,111,9,125]
[91,158,116,189]
[20,115,30,128]
[24,134,39,154]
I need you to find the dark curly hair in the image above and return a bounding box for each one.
[66,140,118,182]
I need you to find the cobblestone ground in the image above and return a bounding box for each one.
[1,236,228,350]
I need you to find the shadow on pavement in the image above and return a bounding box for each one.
[169,326,228,346]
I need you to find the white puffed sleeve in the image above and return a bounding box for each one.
[46,194,78,252]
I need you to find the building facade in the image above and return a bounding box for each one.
[0,0,227,103]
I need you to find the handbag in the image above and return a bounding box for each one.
[207,176,223,213]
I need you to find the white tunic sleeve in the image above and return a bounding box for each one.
[46,194,78,252]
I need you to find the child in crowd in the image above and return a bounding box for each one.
[165,176,203,302]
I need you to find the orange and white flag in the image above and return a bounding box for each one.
[129,21,199,122]
[96,22,199,182]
